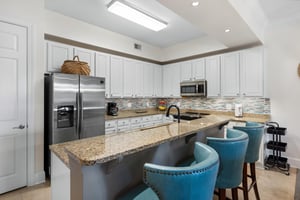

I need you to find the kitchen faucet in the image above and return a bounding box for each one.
[166,105,180,123]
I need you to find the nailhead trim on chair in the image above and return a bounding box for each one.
[143,160,219,198]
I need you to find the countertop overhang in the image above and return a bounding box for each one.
[50,111,269,168]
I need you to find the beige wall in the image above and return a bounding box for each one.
[265,18,300,167]
[0,0,45,184]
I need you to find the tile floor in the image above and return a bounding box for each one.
[0,167,297,200]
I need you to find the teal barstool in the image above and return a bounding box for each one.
[207,128,249,200]
[234,121,264,200]
[118,142,219,200]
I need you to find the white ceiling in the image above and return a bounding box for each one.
[45,0,300,49]
[45,0,206,48]
[259,0,300,24]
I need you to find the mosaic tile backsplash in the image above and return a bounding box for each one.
[106,97,270,114]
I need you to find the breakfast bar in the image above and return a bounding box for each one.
[50,112,269,200]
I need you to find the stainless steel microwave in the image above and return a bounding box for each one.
[180,80,207,97]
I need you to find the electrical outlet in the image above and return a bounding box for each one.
[146,102,150,107]
[176,102,181,107]
[127,103,132,108]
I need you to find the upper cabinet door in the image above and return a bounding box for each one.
[143,62,154,97]
[240,47,264,97]
[153,65,162,97]
[135,61,144,98]
[221,52,240,97]
[180,61,192,81]
[123,59,137,97]
[192,58,205,80]
[110,56,123,98]
[163,63,180,97]
[74,47,95,76]
[95,52,110,98]
[46,41,73,72]
[205,56,221,97]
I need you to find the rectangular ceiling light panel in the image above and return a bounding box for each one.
[107,0,167,32]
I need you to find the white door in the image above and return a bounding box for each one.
[0,21,27,193]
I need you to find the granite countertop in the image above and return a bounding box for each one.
[50,111,270,168]
[105,108,270,123]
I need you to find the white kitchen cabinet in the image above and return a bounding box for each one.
[74,47,95,76]
[221,52,240,97]
[95,52,110,98]
[240,47,264,97]
[123,59,143,98]
[192,58,205,80]
[123,59,137,97]
[46,41,73,72]
[153,65,163,97]
[180,61,192,81]
[110,56,124,98]
[163,63,180,97]
[105,120,118,134]
[205,56,221,97]
[180,59,205,82]
[117,118,131,132]
[130,117,142,130]
[143,62,154,97]
[135,62,144,97]
[152,114,163,125]
[46,41,97,76]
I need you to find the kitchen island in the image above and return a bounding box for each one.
[50,113,269,200]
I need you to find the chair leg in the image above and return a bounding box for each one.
[250,163,260,200]
[242,163,249,200]
[231,188,238,200]
[219,188,226,200]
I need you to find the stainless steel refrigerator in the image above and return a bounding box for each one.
[44,73,105,177]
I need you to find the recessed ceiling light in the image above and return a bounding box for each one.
[225,28,231,33]
[192,1,199,7]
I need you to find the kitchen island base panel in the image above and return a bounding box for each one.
[68,134,200,200]
[51,153,70,200]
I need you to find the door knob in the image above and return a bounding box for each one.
[13,124,25,129]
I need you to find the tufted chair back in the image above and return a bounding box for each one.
[143,142,219,200]
[233,121,264,163]
[207,128,249,189]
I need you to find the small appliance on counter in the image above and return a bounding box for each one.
[234,104,243,117]
[107,102,119,116]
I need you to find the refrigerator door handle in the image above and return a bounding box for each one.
[76,92,81,138]
[79,92,83,139]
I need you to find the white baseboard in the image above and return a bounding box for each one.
[28,171,46,186]
[288,157,300,169]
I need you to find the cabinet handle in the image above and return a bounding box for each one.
[243,93,246,96]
